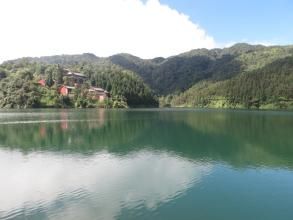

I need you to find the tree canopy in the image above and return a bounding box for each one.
[1,43,293,109]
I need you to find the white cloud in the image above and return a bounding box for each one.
[0,0,215,62]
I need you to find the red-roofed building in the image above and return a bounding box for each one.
[38,79,46,87]
[59,85,75,96]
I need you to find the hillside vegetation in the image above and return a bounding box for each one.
[109,43,293,109]
[0,60,158,108]
[0,43,293,109]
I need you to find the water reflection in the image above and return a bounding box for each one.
[0,109,292,169]
[0,149,211,220]
[1,109,293,219]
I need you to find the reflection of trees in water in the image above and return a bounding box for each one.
[0,110,293,169]
[157,110,293,168]
[0,110,152,152]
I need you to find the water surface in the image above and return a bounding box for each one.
[0,109,293,220]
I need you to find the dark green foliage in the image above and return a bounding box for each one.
[77,62,158,107]
[1,43,293,109]
[109,44,293,95]
[44,65,63,86]
[45,69,54,87]
[225,56,293,108]
[169,56,293,109]
[53,65,64,85]
[0,72,41,108]
[0,57,158,108]
[0,67,7,80]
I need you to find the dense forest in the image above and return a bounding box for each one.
[0,43,293,109]
[109,43,293,109]
[0,59,158,108]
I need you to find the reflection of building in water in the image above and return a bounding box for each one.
[60,111,69,130]
[59,109,106,130]
[39,125,46,138]
[87,109,106,129]
[98,108,105,126]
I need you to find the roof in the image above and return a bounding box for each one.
[64,69,86,78]
[92,87,105,92]
[89,87,108,93]
[61,85,75,89]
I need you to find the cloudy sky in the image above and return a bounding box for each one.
[0,0,292,62]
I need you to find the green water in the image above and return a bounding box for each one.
[0,109,293,220]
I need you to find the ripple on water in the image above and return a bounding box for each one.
[0,148,212,220]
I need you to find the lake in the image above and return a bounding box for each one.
[0,108,293,220]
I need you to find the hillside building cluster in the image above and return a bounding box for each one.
[38,70,109,101]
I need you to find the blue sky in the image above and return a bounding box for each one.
[161,0,293,45]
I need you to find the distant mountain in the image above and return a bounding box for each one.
[1,43,293,109]
[167,56,293,109]
[109,43,293,95]
[4,53,100,66]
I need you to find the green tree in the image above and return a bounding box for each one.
[45,69,54,87]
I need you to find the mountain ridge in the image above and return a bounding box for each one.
[1,43,293,109]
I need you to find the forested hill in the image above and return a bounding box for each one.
[1,43,293,109]
[0,57,158,108]
[109,43,293,109]
[109,43,293,94]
